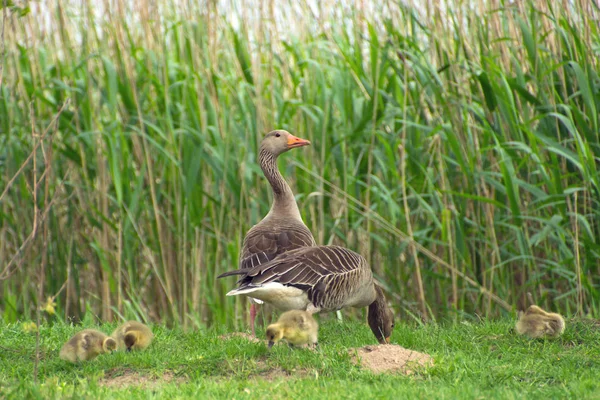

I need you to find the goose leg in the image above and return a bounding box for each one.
[250,303,258,337]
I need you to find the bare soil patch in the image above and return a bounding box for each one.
[252,359,312,381]
[349,344,433,374]
[218,332,263,344]
[99,368,186,389]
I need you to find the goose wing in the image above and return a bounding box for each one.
[239,222,316,270]
[221,245,371,310]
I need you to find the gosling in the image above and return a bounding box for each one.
[265,310,318,349]
[111,321,154,351]
[516,305,565,339]
[59,329,117,362]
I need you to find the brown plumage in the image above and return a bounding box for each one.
[516,305,565,339]
[111,321,153,351]
[237,130,316,336]
[59,329,117,362]
[266,310,319,348]
[218,245,395,344]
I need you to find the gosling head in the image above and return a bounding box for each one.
[124,332,138,352]
[368,285,395,344]
[265,325,285,349]
[260,130,310,156]
[103,337,117,353]
[547,315,566,336]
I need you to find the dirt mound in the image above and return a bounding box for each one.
[349,344,433,374]
[99,368,185,388]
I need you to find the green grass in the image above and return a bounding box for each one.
[1,318,600,399]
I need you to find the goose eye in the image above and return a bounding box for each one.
[275,133,281,137]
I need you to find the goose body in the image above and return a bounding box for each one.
[238,130,316,335]
[59,329,116,362]
[240,218,316,274]
[266,310,319,348]
[219,245,395,343]
[111,321,153,351]
[516,305,565,339]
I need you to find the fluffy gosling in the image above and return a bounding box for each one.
[265,310,318,349]
[111,321,154,351]
[516,305,565,339]
[59,329,117,363]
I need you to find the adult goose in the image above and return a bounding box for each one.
[218,245,395,344]
[236,130,316,336]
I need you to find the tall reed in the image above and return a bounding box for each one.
[1,0,599,328]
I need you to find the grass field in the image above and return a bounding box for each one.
[1,317,599,399]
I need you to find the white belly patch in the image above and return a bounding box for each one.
[227,282,310,311]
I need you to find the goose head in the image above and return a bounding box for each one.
[261,130,310,156]
[265,324,285,348]
[367,285,395,344]
[124,332,140,352]
[103,337,117,353]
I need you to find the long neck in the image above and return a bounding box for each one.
[367,285,391,343]
[259,148,302,220]
[368,285,386,313]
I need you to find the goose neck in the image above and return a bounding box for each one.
[367,285,392,343]
[259,148,302,220]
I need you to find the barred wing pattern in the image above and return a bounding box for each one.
[239,220,316,270]
[233,245,373,312]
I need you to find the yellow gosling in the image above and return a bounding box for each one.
[266,310,318,349]
[111,321,154,351]
[516,305,565,339]
[59,329,117,363]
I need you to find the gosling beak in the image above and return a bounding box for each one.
[287,134,311,149]
[385,337,391,344]
[126,347,132,353]
[268,341,275,349]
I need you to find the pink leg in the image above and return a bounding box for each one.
[250,303,258,337]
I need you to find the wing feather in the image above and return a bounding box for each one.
[220,245,371,310]
[239,221,315,270]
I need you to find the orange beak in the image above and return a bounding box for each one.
[385,337,391,344]
[287,134,311,149]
